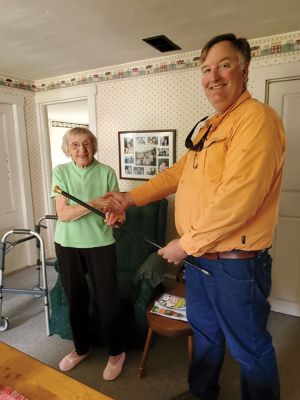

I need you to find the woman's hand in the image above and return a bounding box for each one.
[104,211,126,228]
[89,197,110,213]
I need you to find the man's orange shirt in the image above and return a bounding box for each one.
[130,91,286,256]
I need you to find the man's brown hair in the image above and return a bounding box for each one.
[200,33,251,64]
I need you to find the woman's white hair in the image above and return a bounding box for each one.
[61,127,98,157]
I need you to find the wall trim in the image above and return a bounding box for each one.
[1,31,299,92]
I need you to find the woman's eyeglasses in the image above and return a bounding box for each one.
[70,141,93,151]
[185,116,212,168]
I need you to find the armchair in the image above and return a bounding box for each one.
[49,199,168,348]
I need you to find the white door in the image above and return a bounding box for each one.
[0,100,34,272]
[266,77,300,317]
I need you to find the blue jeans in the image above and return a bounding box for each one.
[185,252,280,400]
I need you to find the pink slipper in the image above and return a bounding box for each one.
[59,350,89,372]
[103,352,126,381]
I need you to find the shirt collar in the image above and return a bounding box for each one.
[206,90,251,131]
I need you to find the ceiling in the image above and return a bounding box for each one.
[1,0,300,80]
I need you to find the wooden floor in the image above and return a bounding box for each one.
[1,266,300,400]
[0,341,113,400]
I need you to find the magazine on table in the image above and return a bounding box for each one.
[0,386,28,400]
[150,293,187,321]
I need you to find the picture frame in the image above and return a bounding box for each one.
[118,130,176,180]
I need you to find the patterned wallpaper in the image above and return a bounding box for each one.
[1,30,300,249]
[95,69,214,240]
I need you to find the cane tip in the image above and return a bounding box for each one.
[53,186,62,194]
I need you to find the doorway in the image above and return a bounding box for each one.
[252,62,300,317]
[35,86,97,256]
[266,76,300,317]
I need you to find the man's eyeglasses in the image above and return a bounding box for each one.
[185,116,212,168]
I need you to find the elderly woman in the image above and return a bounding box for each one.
[51,127,125,381]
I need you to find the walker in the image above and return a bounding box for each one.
[0,215,57,336]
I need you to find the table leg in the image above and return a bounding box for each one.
[139,328,153,378]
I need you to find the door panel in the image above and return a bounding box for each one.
[0,112,15,214]
[266,77,300,316]
[0,103,33,271]
[0,104,20,228]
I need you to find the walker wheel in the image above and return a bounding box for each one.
[32,286,44,298]
[0,316,9,332]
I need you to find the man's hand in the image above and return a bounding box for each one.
[158,239,187,265]
[101,192,135,213]
[90,193,129,215]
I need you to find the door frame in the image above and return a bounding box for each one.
[251,61,300,102]
[35,85,97,254]
[0,93,35,266]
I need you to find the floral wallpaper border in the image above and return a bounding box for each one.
[1,31,299,92]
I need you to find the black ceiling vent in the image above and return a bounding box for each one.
[142,35,181,52]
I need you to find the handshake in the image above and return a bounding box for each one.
[53,186,186,263]
[91,191,134,215]
[90,191,134,226]
[53,186,134,226]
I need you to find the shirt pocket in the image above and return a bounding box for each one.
[202,136,227,183]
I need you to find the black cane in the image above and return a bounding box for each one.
[53,186,162,249]
[53,186,211,276]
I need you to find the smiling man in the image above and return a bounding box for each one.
[200,39,249,115]
[104,33,286,400]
